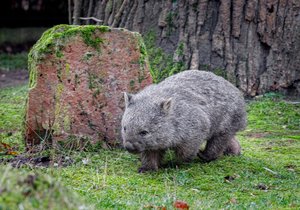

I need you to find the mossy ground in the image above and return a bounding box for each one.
[0,166,92,209]
[0,85,299,209]
[0,85,27,152]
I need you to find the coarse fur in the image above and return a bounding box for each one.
[121,70,247,172]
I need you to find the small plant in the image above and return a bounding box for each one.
[198,64,228,80]
[213,67,227,80]
[166,12,177,36]
[263,92,284,99]
[143,30,186,83]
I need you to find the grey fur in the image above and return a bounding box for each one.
[121,70,247,172]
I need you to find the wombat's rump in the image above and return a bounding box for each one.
[121,70,247,172]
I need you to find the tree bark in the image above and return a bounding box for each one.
[73,0,83,25]
[68,0,72,24]
[73,0,300,96]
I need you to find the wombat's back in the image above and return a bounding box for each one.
[144,70,242,104]
[139,70,247,133]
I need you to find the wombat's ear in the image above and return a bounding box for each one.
[124,92,134,108]
[160,98,172,113]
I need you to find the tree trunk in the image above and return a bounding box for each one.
[73,0,83,25]
[72,0,300,97]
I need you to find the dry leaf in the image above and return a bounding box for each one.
[174,200,189,210]
[0,142,18,156]
[1,142,12,149]
[229,198,237,204]
[6,150,19,156]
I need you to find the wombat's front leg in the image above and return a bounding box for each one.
[139,150,165,173]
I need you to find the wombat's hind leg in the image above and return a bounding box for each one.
[139,150,165,173]
[198,134,231,162]
[223,136,241,156]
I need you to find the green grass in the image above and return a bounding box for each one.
[0,86,300,209]
[246,97,300,133]
[0,53,28,71]
[0,85,27,152]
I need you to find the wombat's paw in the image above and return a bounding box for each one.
[138,166,157,173]
[197,152,215,162]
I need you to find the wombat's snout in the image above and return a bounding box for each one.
[124,142,139,154]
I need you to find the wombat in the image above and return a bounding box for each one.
[121,70,247,172]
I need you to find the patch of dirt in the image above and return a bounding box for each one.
[245,132,271,138]
[224,174,240,182]
[265,139,296,147]
[284,164,297,172]
[0,70,28,88]
[262,139,297,151]
[256,183,268,190]
[0,154,73,168]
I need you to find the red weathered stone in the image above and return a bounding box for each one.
[25,25,152,148]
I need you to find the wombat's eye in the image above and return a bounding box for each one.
[123,126,126,132]
[139,130,149,136]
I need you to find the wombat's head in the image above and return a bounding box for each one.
[121,92,173,153]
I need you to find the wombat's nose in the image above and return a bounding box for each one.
[124,142,138,153]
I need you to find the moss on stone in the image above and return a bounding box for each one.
[53,83,64,134]
[28,24,110,89]
[65,63,70,77]
[63,110,71,132]
[129,80,135,90]
[57,65,62,82]
[74,74,80,88]
[93,88,101,98]
[88,73,97,90]
[82,52,95,61]
[80,27,104,49]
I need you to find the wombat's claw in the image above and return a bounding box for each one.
[138,167,153,173]
[138,167,145,173]
[197,152,211,162]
